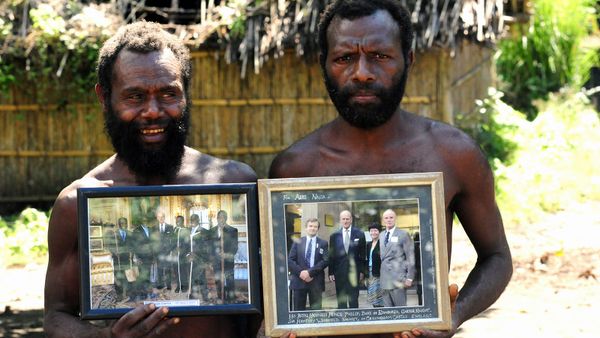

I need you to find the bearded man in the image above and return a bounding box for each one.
[270,0,512,337]
[44,22,258,338]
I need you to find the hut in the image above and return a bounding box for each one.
[0,0,525,203]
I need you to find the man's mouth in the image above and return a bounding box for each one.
[141,128,165,135]
[139,127,167,144]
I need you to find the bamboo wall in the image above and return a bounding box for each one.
[0,40,493,202]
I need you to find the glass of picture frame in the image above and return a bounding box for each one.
[77,183,260,320]
[258,173,451,336]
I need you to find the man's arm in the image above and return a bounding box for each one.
[44,188,110,337]
[44,182,177,338]
[448,148,513,330]
[287,242,303,276]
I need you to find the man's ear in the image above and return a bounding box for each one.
[406,50,415,70]
[95,83,107,110]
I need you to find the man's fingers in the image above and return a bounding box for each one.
[114,303,157,330]
[448,283,459,311]
[133,306,170,335]
[150,316,180,336]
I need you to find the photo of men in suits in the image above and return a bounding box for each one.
[155,210,176,290]
[328,210,366,309]
[288,218,329,311]
[379,209,415,307]
[209,210,239,303]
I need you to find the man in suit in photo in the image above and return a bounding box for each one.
[288,218,329,311]
[210,210,239,303]
[328,210,366,309]
[155,210,176,290]
[379,209,415,307]
[174,215,191,293]
[189,213,211,301]
[103,217,132,298]
[131,214,155,300]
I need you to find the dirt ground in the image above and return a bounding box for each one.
[1,201,599,337]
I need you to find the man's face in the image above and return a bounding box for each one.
[383,210,396,230]
[157,212,166,224]
[340,211,352,229]
[324,10,410,129]
[118,219,128,229]
[176,217,184,227]
[103,49,189,182]
[305,221,320,237]
[190,215,199,226]
[217,213,227,227]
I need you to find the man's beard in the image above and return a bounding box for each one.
[325,68,408,129]
[104,104,189,183]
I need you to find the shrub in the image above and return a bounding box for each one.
[493,89,600,226]
[495,0,599,119]
[0,208,49,268]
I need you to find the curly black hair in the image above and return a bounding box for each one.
[96,21,191,103]
[317,0,414,71]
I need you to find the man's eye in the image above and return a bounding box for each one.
[128,94,143,101]
[374,53,389,59]
[335,55,353,63]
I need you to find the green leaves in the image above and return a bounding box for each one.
[496,0,598,119]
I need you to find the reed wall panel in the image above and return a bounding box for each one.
[0,41,493,202]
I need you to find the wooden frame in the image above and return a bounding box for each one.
[258,173,450,336]
[77,183,260,320]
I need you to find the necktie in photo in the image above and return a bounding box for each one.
[344,229,350,253]
[305,238,313,267]
[385,231,390,246]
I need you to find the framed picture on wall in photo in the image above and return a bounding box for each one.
[77,183,260,320]
[258,173,451,336]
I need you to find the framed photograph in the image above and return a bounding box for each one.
[77,183,261,320]
[258,173,450,336]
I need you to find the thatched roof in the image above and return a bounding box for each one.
[1,0,514,77]
[130,0,511,76]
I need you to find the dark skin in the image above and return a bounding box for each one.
[270,11,512,338]
[43,49,258,338]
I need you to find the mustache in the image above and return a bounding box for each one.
[338,82,386,96]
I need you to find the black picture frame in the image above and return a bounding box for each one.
[77,183,261,320]
[258,173,451,336]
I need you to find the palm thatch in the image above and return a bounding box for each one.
[1,1,518,78]
[143,0,512,76]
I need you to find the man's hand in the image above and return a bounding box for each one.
[110,304,179,337]
[299,270,313,282]
[329,275,335,282]
[404,279,413,288]
[397,284,459,338]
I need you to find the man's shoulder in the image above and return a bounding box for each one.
[183,147,257,183]
[414,115,482,156]
[268,124,330,178]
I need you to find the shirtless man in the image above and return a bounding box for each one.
[269,1,512,337]
[44,22,258,338]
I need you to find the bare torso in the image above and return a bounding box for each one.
[270,111,511,337]
[44,146,258,337]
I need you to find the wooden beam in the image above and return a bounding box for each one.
[0,96,431,112]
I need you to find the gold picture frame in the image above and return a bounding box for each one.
[258,173,451,336]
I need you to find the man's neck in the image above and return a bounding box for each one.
[327,109,412,149]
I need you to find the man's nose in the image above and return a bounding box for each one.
[352,55,375,83]
[141,96,162,119]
